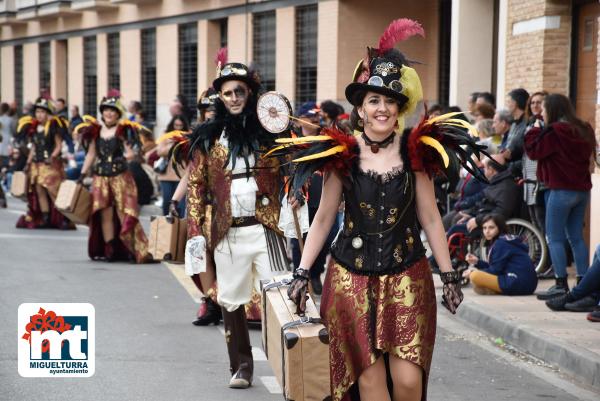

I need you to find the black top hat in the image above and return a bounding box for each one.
[99,89,126,118]
[197,88,219,110]
[212,62,261,93]
[345,53,409,107]
[34,97,55,114]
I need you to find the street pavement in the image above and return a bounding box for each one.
[1,196,598,401]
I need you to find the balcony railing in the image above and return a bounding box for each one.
[15,0,81,20]
[71,0,115,11]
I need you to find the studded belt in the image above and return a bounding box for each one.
[231,216,260,227]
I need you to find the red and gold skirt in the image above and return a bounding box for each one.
[88,171,150,263]
[16,160,74,229]
[320,257,437,401]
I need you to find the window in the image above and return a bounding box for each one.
[141,28,156,122]
[107,32,120,91]
[219,18,228,48]
[14,45,23,114]
[178,23,198,120]
[83,36,97,116]
[39,42,51,94]
[295,5,318,105]
[253,11,276,91]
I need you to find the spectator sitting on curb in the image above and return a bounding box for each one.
[463,214,538,295]
[545,244,600,318]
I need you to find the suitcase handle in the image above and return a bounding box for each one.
[261,278,292,358]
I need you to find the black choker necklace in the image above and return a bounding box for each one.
[361,132,395,153]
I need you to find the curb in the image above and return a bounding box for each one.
[456,300,600,390]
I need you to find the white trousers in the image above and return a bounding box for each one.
[213,224,275,312]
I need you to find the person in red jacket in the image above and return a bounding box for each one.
[525,93,596,300]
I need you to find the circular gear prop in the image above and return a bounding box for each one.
[257,91,293,134]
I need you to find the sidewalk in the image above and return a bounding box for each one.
[437,275,600,391]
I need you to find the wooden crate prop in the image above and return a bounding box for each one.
[261,275,331,401]
[148,215,187,263]
[54,180,92,225]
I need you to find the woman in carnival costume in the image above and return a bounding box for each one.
[74,90,153,263]
[167,58,287,388]
[16,95,74,229]
[271,19,489,401]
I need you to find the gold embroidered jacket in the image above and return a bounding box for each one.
[186,142,283,251]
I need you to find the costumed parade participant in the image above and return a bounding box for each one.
[16,95,74,229]
[269,19,489,401]
[74,90,153,263]
[168,60,287,388]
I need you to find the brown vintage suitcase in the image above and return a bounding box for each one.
[10,171,28,200]
[55,180,91,224]
[148,215,188,263]
[261,276,331,401]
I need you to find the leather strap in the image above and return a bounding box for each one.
[231,216,260,227]
[231,172,255,180]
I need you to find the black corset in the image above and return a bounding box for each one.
[330,167,426,276]
[93,136,127,176]
[32,129,54,162]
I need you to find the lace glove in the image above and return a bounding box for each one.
[168,200,180,218]
[440,271,463,314]
[287,268,310,315]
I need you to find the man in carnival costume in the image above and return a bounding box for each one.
[169,60,287,388]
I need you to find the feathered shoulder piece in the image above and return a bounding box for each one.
[264,126,358,194]
[16,115,36,141]
[404,112,490,182]
[73,115,101,151]
[116,119,152,147]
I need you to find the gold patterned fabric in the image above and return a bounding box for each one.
[320,257,436,401]
[89,171,150,263]
[29,160,64,196]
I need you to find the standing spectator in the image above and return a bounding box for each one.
[0,102,13,208]
[522,91,547,231]
[69,105,84,132]
[157,114,189,217]
[525,93,596,300]
[476,118,500,154]
[55,98,68,120]
[428,103,445,118]
[493,109,512,150]
[319,100,344,127]
[467,92,480,117]
[472,102,496,123]
[502,88,529,176]
[135,110,154,131]
[127,100,143,121]
[476,92,496,109]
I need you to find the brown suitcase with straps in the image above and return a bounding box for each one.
[54,180,91,224]
[10,171,28,201]
[261,275,331,401]
[148,215,188,263]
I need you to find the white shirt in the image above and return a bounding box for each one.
[219,133,258,218]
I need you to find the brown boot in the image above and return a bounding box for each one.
[222,307,253,389]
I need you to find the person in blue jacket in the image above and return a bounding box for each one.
[463,214,538,295]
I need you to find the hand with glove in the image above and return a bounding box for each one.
[287,267,310,314]
[168,199,180,218]
[440,270,463,314]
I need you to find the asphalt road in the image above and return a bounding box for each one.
[0,197,596,401]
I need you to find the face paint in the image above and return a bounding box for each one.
[221,86,248,102]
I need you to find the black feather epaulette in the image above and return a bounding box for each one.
[406,112,492,183]
[264,126,358,195]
